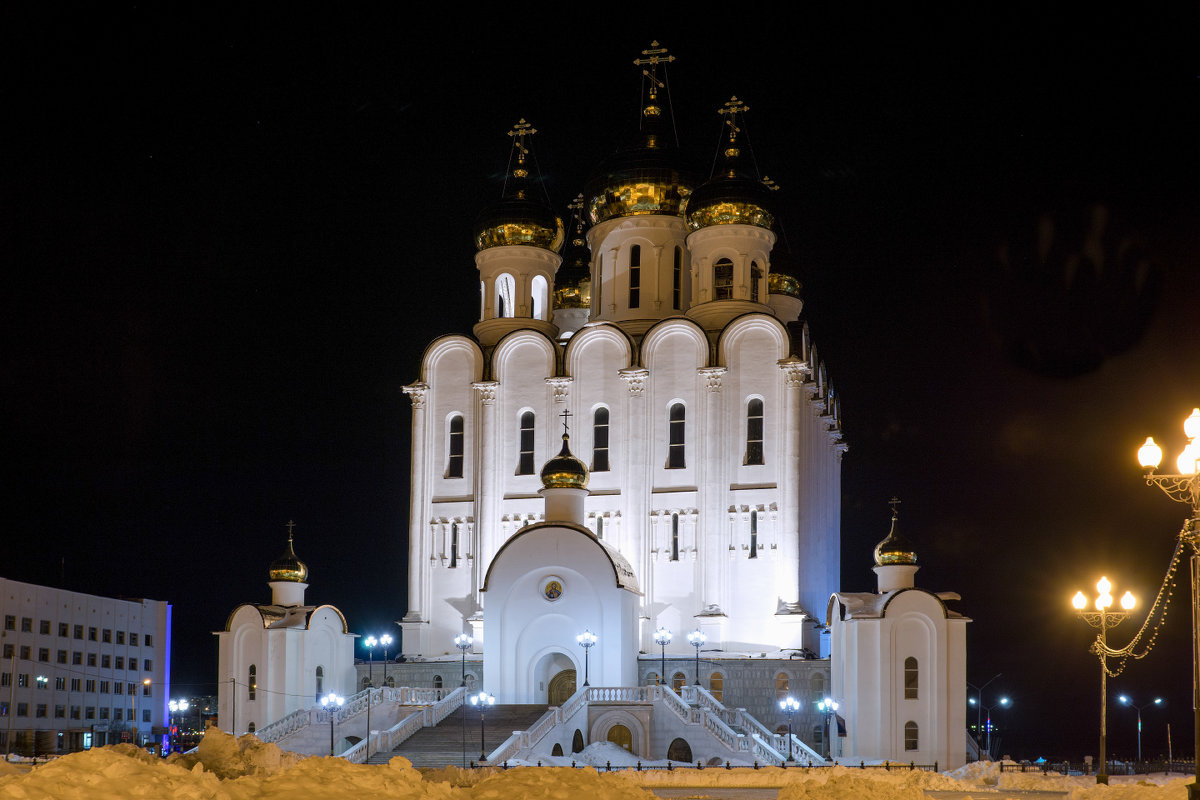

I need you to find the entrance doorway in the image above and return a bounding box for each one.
[607,724,633,752]
[548,669,576,705]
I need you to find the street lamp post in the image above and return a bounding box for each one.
[35,676,47,761]
[966,673,1002,753]
[1073,576,1137,784]
[320,693,344,757]
[1118,695,1163,763]
[380,634,393,687]
[364,636,377,689]
[779,696,801,763]
[969,696,1010,760]
[576,630,597,687]
[168,699,189,753]
[470,691,494,763]
[454,634,473,687]
[653,627,671,687]
[687,630,707,685]
[817,697,839,760]
[1137,408,1200,799]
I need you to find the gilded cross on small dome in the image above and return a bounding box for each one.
[634,41,674,105]
[888,496,901,517]
[507,119,537,179]
[560,408,572,436]
[719,96,748,146]
[286,519,296,540]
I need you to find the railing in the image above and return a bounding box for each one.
[486,759,940,772]
[1000,759,1195,776]
[426,686,465,726]
[253,705,316,744]
[378,710,425,754]
[586,686,654,703]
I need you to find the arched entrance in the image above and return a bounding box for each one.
[667,738,692,762]
[607,724,633,752]
[548,669,576,705]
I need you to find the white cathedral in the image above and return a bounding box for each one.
[218,44,969,768]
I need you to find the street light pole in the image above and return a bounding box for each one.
[454,634,473,687]
[576,630,597,687]
[380,634,393,687]
[1119,695,1163,763]
[966,673,1001,752]
[687,630,707,686]
[469,691,494,763]
[653,627,671,687]
[1137,409,1200,800]
[320,693,344,757]
[364,636,377,689]
[817,697,839,760]
[780,696,800,763]
[1073,576,1136,784]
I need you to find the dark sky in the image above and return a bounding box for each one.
[4,6,1199,761]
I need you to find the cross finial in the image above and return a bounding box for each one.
[506,119,537,177]
[888,497,901,518]
[286,519,296,542]
[560,408,572,436]
[718,96,749,145]
[634,41,674,102]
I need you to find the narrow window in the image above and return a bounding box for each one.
[315,666,324,702]
[904,657,918,699]
[748,511,758,559]
[745,399,764,465]
[904,721,919,751]
[709,671,724,702]
[667,403,685,469]
[629,245,641,309]
[248,665,256,701]
[714,259,734,300]
[531,275,548,320]
[447,415,464,478]
[496,273,515,318]
[449,523,459,569]
[751,262,762,302]
[671,513,680,561]
[517,411,535,475]
[775,673,789,699]
[596,516,604,539]
[672,672,686,692]
[248,722,256,734]
[673,247,682,310]
[592,408,610,472]
[432,675,443,689]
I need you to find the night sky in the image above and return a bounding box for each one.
[4,7,1199,761]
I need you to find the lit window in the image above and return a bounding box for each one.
[749,511,758,559]
[714,259,733,300]
[775,673,789,699]
[248,665,256,701]
[904,721,919,750]
[667,404,685,469]
[447,414,464,478]
[672,672,686,692]
[315,666,324,702]
[517,411,535,475]
[449,523,459,569]
[670,514,680,562]
[496,273,515,318]
[629,245,641,309]
[592,408,610,472]
[904,657,918,699]
[673,247,682,310]
[709,672,724,702]
[745,399,763,465]
[751,262,762,302]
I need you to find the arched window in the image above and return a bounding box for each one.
[745,399,764,465]
[670,513,680,561]
[644,671,658,687]
[775,673,789,699]
[315,666,324,702]
[552,743,564,757]
[672,672,686,692]
[432,675,443,689]
[709,672,724,702]
[447,414,464,478]
[531,275,548,320]
[904,657,918,699]
[811,673,825,698]
[751,262,762,302]
[572,729,585,753]
[629,245,641,309]
[673,247,682,310]
[360,675,371,691]
[904,721,919,750]
[713,258,734,300]
[496,273,516,318]
[592,408,609,471]
[517,411,535,474]
[449,523,459,569]
[667,738,693,762]
[247,665,256,701]
[667,404,685,469]
[248,721,255,733]
[749,510,758,559]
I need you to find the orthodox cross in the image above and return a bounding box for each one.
[718,96,748,146]
[634,41,673,103]
[888,496,901,517]
[286,519,296,541]
[507,118,536,178]
[560,408,572,436]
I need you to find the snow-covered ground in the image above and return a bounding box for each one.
[0,730,1190,799]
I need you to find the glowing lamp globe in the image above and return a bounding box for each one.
[1072,591,1087,610]
[1184,408,1200,441]
[1121,591,1136,610]
[1138,437,1163,469]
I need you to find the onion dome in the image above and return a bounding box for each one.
[585,42,697,225]
[873,502,917,566]
[685,97,776,232]
[540,430,589,490]
[554,195,592,309]
[768,224,803,299]
[269,525,309,583]
[474,119,565,252]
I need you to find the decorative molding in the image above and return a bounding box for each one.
[777,358,809,388]
[402,383,429,408]
[618,368,649,396]
[698,367,727,393]
[472,381,499,405]
[545,377,572,402]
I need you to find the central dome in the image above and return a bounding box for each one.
[540,432,589,490]
[269,533,309,583]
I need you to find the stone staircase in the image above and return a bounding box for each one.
[368,704,547,767]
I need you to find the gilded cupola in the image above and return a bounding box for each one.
[473,119,565,252]
[540,430,589,491]
[584,42,697,225]
[269,524,309,583]
[874,501,917,566]
[553,195,592,310]
[685,97,776,232]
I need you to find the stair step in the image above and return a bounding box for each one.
[373,704,548,768]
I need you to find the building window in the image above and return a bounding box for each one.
[73,652,81,666]
[145,635,153,647]
[0,645,9,659]
[115,708,123,720]
[904,657,918,699]
[143,659,152,671]
[449,523,459,569]
[496,273,515,318]
[3,616,13,631]
[432,675,443,689]
[592,408,610,472]
[39,620,50,635]
[745,398,764,465]
[36,704,47,718]
[85,679,95,692]
[56,705,66,719]
[670,513,680,562]
[595,516,604,539]
[100,681,109,694]
[531,274,548,320]
[21,618,32,633]
[672,672,686,692]
[749,511,758,559]
[776,673,790,699]
[115,657,124,670]
[714,259,733,300]
[57,650,67,664]
[20,647,29,660]
[904,721,919,751]
[38,648,49,662]
[751,262,762,302]
[55,677,65,691]
[87,654,96,668]
[116,632,124,645]
[644,671,658,687]
[248,665,256,701]
[71,678,81,692]
[102,629,111,643]
[101,655,110,669]
[73,625,83,640]
[629,244,640,309]
[98,707,107,719]
[57,622,68,637]
[70,706,80,720]
[709,672,724,702]
[17,704,27,717]
[447,414,464,478]
[88,627,97,642]
[130,633,138,646]
[517,411,535,475]
[667,403,685,469]
[143,710,150,723]
[673,247,682,310]
[247,721,255,733]
[0,674,7,687]
[315,667,324,702]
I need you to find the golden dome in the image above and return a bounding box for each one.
[269,530,309,583]
[540,432,589,490]
[874,506,917,566]
[554,196,592,309]
[768,272,802,299]
[684,98,776,232]
[474,120,565,253]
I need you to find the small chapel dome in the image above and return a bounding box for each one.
[473,120,565,253]
[268,529,309,583]
[540,432,589,490]
[768,242,802,299]
[873,505,917,566]
[684,98,776,232]
[553,196,592,309]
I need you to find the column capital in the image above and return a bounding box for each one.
[545,376,572,402]
[472,381,499,405]
[618,368,649,397]
[777,357,810,388]
[698,367,727,393]
[402,383,429,408]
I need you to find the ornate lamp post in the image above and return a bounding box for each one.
[168,699,189,753]
[1118,694,1163,762]
[320,693,344,756]
[653,627,671,687]
[576,630,597,687]
[470,691,494,763]
[1073,576,1136,784]
[454,634,473,687]
[364,636,377,688]
[687,630,707,685]
[817,697,839,760]
[779,696,800,763]
[380,634,393,687]
[1138,408,1200,799]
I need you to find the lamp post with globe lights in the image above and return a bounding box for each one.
[1137,408,1200,799]
[454,634,473,687]
[168,699,189,753]
[576,630,597,687]
[1073,576,1136,784]
[320,693,344,756]
[363,636,377,688]
[379,634,393,687]
[1118,695,1163,763]
[779,696,800,763]
[470,691,494,763]
[653,627,671,687]
[687,630,707,685]
[817,697,839,760]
